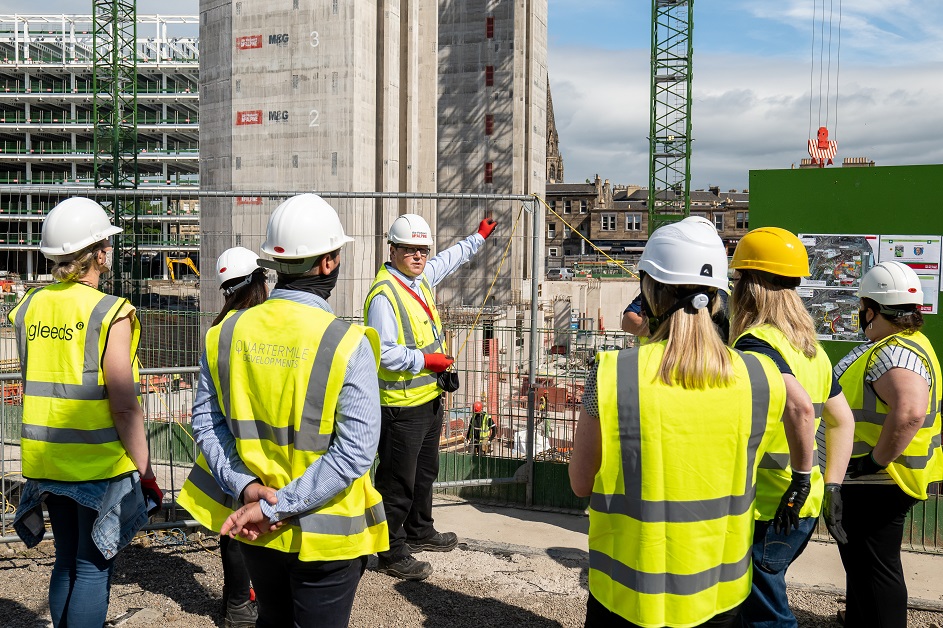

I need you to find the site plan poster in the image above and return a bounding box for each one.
[797,234,878,341]
[877,235,942,314]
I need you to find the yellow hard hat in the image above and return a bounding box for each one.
[731,227,809,277]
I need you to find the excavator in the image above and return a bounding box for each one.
[165,255,200,284]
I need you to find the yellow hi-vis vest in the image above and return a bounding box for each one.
[735,325,832,520]
[205,298,389,561]
[590,343,785,628]
[9,282,140,481]
[839,330,942,500]
[364,264,446,407]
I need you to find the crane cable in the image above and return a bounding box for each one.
[809,0,842,142]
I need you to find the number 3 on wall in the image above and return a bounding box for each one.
[310,110,320,127]
[311,31,319,47]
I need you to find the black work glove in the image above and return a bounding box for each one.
[773,470,812,534]
[822,483,848,544]
[847,452,886,478]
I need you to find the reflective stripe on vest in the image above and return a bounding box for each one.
[206,299,389,561]
[364,266,446,406]
[10,283,140,481]
[839,331,943,499]
[177,454,238,532]
[736,325,831,520]
[589,344,785,627]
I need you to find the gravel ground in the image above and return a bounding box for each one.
[2,533,942,628]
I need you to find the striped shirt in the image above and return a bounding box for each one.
[833,338,931,386]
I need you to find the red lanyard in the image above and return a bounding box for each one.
[390,273,437,323]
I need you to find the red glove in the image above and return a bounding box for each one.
[477,218,497,239]
[141,477,163,516]
[423,353,455,373]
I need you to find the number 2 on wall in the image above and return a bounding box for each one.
[309,110,320,127]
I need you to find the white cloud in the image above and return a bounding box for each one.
[550,43,943,190]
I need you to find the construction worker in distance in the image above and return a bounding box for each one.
[833,261,942,628]
[465,401,497,455]
[10,197,161,627]
[728,227,854,628]
[193,194,388,628]
[365,212,497,580]
[569,219,790,628]
[178,246,268,628]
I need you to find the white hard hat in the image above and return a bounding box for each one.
[40,197,122,262]
[639,221,729,291]
[680,215,718,233]
[216,247,260,285]
[388,213,433,246]
[260,194,354,265]
[858,261,923,307]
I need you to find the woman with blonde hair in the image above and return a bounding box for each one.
[10,197,159,627]
[570,220,797,628]
[728,226,854,627]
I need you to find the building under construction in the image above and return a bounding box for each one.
[0,14,200,284]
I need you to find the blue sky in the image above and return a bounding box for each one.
[6,0,943,190]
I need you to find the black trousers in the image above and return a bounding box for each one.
[586,593,741,628]
[240,544,366,628]
[837,483,917,628]
[374,396,443,561]
[220,534,252,606]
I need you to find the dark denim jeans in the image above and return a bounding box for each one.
[738,516,817,628]
[46,494,117,628]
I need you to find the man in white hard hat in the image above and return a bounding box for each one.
[193,194,389,627]
[365,213,497,580]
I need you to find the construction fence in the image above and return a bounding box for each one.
[0,188,941,554]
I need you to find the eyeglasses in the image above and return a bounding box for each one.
[397,246,430,257]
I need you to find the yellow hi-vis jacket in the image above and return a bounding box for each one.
[364,265,446,407]
[735,325,832,520]
[204,299,388,561]
[10,282,140,481]
[839,330,942,500]
[590,343,785,627]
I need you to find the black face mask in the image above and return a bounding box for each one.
[276,262,340,300]
[858,307,873,333]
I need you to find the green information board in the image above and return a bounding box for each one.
[749,164,943,364]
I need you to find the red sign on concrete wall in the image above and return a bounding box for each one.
[235,197,263,205]
[235,110,263,126]
[236,35,262,50]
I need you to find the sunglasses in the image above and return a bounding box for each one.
[396,245,431,257]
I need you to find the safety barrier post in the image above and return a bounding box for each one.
[525,197,540,507]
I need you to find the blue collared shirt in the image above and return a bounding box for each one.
[366,233,485,373]
[191,288,381,523]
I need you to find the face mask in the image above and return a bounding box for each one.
[858,307,872,332]
[276,261,341,300]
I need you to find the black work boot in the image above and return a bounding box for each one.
[406,531,458,553]
[224,599,258,628]
[377,555,433,581]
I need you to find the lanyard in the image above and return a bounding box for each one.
[390,273,440,340]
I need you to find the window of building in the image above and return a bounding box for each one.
[548,247,559,257]
[601,213,616,231]
[736,211,749,229]
[563,226,571,239]
[485,66,494,87]
[485,114,494,136]
[626,213,642,231]
[563,200,571,214]
[580,201,588,214]
[486,16,495,38]
[713,213,724,231]
[484,162,493,184]
[548,222,556,239]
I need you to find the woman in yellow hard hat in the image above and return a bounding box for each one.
[729,226,854,627]
[570,220,790,627]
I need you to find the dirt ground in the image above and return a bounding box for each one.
[2,533,943,628]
